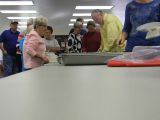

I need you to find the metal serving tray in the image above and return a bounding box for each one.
[61,52,124,65]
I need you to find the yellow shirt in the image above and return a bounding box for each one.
[99,13,125,52]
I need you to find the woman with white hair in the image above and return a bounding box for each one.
[68,22,83,53]
[23,18,34,36]
[23,16,49,70]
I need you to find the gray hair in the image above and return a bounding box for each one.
[91,9,103,15]
[24,25,34,36]
[34,16,48,28]
[22,19,34,36]
[27,18,34,26]
[74,22,83,28]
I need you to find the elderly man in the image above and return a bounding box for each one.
[91,9,125,52]
[0,21,20,76]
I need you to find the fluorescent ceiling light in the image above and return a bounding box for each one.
[0,1,34,6]
[18,22,27,25]
[18,26,27,28]
[75,6,113,10]
[1,10,37,13]
[70,19,93,22]
[68,23,74,26]
[69,23,87,26]
[70,19,76,22]
[73,13,91,16]
[8,17,36,19]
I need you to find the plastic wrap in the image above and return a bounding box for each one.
[133,46,160,51]
[137,22,160,39]
[108,47,160,67]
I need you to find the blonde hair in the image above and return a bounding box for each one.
[34,16,48,28]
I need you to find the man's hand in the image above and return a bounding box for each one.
[117,38,125,47]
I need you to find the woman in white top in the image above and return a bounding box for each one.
[44,26,60,52]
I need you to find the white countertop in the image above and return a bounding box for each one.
[0,64,160,120]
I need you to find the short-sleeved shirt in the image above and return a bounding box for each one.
[0,29,20,55]
[45,38,60,48]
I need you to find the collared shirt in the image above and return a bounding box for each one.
[99,13,125,52]
[23,30,46,69]
[0,29,20,55]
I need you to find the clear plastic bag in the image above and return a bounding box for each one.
[108,46,160,67]
[133,46,160,52]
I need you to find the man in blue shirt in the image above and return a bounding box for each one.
[0,21,20,77]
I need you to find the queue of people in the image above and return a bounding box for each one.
[0,0,160,77]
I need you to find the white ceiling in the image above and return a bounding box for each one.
[0,0,132,35]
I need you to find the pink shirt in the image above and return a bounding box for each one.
[23,30,46,69]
